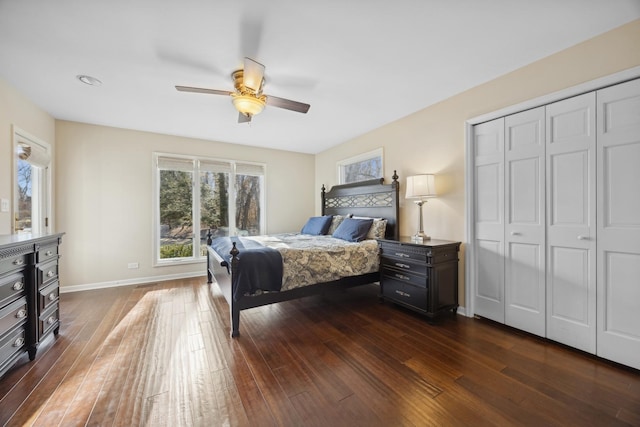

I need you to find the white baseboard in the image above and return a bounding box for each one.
[59,271,207,294]
[456,305,468,317]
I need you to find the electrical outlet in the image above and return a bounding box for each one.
[128,262,139,269]
[0,199,9,212]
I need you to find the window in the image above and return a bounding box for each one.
[337,148,383,184]
[154,154,265,265]
[13,128,51,234]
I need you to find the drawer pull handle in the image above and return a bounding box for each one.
[395,289,410,298]
[394,252,410,258]
[12,281,24,291]
[45,250,53,256]
[395,263,411,269]
[394,273,410,281]
[16,309,27,319]
[49,292,57,301]
[13,337,25,347]
[47,270,55,278]
[13,258,24,266]
[47,316,57,325]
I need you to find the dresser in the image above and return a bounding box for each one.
[377,237,460,318]
[0,233,63,378]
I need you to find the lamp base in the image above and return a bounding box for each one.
[412,233,430,244]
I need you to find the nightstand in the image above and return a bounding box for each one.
[377,237,460,318]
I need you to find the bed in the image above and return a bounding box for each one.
[206,172,400,337]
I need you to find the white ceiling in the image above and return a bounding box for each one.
[1,1,639,154]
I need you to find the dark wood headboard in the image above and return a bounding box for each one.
[321,171,400,240]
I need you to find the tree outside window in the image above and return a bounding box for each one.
[155,154,265,264]
[337,148,383,184]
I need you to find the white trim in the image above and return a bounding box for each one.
[59,271,207,294]
[464,65,640,320]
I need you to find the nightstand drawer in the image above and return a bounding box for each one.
[379,242,428,263]
[382,278,427,311]
[0,271,27,307]
[381,256,427,275]
[382,268,427,289]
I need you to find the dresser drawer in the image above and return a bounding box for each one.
[382,277,427,312]
[37,260,59,287]
[0,271,27,307]
[39,281,59,312]
[0,296,28,336]
[37,244,59,264]
[381,256,427,276]
[0,323,26,363]
[39,303,59,338]
[0,253,30,276]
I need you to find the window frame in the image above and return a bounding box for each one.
[336,147,383,184]
[152,152,266,267]
[12,126,52,235]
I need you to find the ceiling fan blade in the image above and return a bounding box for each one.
[175,85,232,96]
[266,95,310,114]
[238,112,252,123]
[243,57,265,93]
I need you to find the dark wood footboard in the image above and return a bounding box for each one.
[207,242,379,337]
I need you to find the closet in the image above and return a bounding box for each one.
[471,78,640,369]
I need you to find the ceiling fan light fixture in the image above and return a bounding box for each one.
[231,93,266,116]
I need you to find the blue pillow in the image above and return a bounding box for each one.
[332,218,374,242]
[301,216,333,235]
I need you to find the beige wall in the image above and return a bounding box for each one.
[315,19,640,308]
[56,121,315,288]
[0,78,56,234]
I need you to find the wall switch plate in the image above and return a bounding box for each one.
[0,199,9,212]
[128,262,139,269]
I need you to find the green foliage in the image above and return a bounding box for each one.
[160,243,193,258]
[159,170,193,230]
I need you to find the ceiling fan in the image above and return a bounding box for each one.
[176,57,310,123]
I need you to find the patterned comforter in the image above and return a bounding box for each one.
[244,233,380,292]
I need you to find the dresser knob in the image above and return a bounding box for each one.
[13,258,24,266]
[394,273,410,281]
[13,337,25,348]
[47,270,55,278]
[16,309,27,319]
[45,250,53,256]
[394,252,410,258]
[47,316,56,325]
[395,263,410,269]
[12,281,24,291]
[49,292,56,301]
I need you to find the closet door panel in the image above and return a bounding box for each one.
[597,78,640,370]
[504,108,545,336]
[546,93,596,353]
[474,118,505,322]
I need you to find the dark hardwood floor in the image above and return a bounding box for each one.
[1,278,639,426]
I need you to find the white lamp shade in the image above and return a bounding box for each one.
[406,174,436,199]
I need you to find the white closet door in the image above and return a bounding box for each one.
[546,93,597,353]
[474,118,505,323]
[504,107,546,336]
[596,78,640,370]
